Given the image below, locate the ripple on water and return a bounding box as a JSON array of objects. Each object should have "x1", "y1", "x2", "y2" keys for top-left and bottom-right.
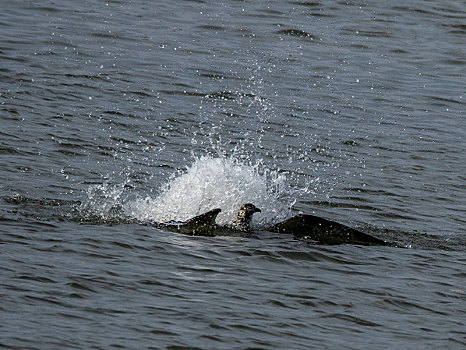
[{"x1": 1, "y1": 0, "x2": 465, "y2": 348}]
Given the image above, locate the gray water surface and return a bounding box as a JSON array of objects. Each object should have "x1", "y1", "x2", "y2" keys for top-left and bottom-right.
[{"x1": 1, "y1": 0, "x2": 465, "y2": 349}]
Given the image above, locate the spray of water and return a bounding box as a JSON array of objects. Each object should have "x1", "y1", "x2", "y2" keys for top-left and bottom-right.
[
  {"x1": 125, "y1": 155, "x2": 295, "y2": 228},
  {"x1": 79, "y1": 59, "x2": 328, "y2": 228},
  {"x1": 80, "y1": 154, "x2": 299, "y2": 228}
]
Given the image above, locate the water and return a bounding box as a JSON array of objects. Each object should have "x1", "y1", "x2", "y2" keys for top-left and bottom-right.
[{"x1": 1, "y1": 0, "x2": 465, "y2": 348}]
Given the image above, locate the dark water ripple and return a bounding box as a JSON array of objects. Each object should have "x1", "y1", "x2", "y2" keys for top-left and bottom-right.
[
  {"x1": 1, "y1": 0, "x2": 466, "y2": 348},
  {"x1": 2, "y1": 222, "x2": 465, "y2": 349}
]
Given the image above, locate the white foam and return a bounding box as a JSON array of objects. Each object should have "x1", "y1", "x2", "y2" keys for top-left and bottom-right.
[{"x1": 124, "y1": 155, "x2": 296, "y2": 228}]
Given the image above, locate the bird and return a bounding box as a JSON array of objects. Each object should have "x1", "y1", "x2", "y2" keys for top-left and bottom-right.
[
  {"x1": 158, "y1": 203, "x2": 261, "y2": 235},
  {"x1": 232, "y1": 203, "x2": 262, "y2": 231}
]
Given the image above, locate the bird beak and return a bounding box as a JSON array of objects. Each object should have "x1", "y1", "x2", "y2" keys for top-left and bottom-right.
[{"x1": 255, "y1": 207, "x2": 261, "y2": 213}]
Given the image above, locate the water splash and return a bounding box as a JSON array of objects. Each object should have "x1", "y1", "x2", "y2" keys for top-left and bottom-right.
[
  {"x1": 126, "y1": 155, "x2": 296, "y2": 228},
  {"x1": 79, "y1": 182, "x2": 131, "y2": 224},
  {"x1": 81, "y1": 155, "x2": 299, "y2": 228}
]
